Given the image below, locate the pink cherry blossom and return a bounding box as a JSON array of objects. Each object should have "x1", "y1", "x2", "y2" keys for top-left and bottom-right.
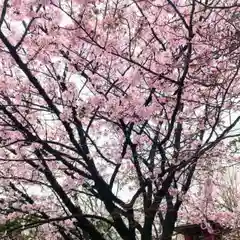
[{"x1": 0, "y1": 0, "x2": 240, "y2": 239}]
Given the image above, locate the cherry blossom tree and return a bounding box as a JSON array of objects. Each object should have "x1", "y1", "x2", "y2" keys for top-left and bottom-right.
[{"x1": 0, "y1": 0, "x2": 240, "y2": 239}]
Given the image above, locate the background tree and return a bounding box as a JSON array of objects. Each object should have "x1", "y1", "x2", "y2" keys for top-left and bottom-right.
[{"x1": 0, "y1": 0, "x2": 240, "y2": 239}]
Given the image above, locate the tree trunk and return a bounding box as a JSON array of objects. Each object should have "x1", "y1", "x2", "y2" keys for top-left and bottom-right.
[{"x1": 160, "y1": 210, "x2": 178, "y2": 240}]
